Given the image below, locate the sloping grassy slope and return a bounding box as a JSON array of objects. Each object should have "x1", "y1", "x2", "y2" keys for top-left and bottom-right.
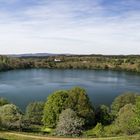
[{"x1": 0, "y1": 132, "x2": 139, "y2": 140}]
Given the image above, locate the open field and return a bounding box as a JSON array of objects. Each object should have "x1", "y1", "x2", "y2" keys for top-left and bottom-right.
[{"x1": 0, "y1": 132, "x2": 140, "y2": 140}]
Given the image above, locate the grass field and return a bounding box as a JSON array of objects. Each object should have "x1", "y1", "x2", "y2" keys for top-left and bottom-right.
[{"x1": 0, "y1": 132, "x2": 140, "y2": 140}]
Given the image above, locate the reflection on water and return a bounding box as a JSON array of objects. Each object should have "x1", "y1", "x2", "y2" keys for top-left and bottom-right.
[{"x1": 0, "y1": 69, "x2": 140, "y2": 110}]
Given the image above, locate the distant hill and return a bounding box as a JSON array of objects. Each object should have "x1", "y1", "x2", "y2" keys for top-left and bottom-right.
[
  {"x1": 7, "y1": 53, "x2": 72, "y2": 58},
  {"x1": 5, "y1": 53, "x2": 140, "y2": 58}
]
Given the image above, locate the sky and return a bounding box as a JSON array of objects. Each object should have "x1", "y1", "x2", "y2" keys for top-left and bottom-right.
[{"x1": 0, "y1": 0, "x2": 140, "y2": 55}]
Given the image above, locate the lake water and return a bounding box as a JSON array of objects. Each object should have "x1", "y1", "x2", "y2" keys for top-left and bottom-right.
[{"x1": 0, "y1": 69, "x2": 140, "y2": 110}]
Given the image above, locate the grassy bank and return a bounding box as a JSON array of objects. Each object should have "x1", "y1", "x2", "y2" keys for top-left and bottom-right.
[{"x1": 0, "y1": 132, "x2": 139, "y2": 140}]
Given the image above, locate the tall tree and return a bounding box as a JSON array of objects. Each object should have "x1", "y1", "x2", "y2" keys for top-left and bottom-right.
[
  {"x1": 95, "y1": 105, "x2": 112, "y2": 125},
  {"x1": 55, "y1": 109, "x2": 84, "y2": 136},
  {"x1": 43, "y1": 90, "x2": 69, "y2": 127},
  {"x1": 134, "y1": 96, "x2": 140, "y2": 126},
  {"x1": 115, "y1": 104, "x2": 138, "y2": 135},
  {"x1": 25, "y1": 101, "x2": 44, "y2": 125},
  {"x1": 66, "y1": 87, "x2": 95, "y2": 126},
  {"x1": 0, "y1": 104, "x2": 23, "y2": 130},
  {"x1": 111, "y1": 93, "x2": 137, "y2": 116}
]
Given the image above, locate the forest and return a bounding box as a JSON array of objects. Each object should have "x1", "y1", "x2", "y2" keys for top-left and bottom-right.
[{"x1": 0, "y1": 87, "x2": 140, "y2": 138}]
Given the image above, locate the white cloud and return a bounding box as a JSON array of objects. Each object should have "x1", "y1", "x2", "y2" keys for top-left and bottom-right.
[{"x1": 0, "y1": 0, "x2": 140, "y2": 54}]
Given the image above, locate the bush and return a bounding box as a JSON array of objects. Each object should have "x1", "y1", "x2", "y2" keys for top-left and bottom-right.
[
  {"x1": 25, "y1": 101, "x2": 44, "y2": 125},
  {"x1": 104, "y1": 124, "x2": 121, "y2": 137},
  {"x1": 115, "y1": 104, "x2": 138, "y2": 135},
  {"x1": 95, "y1": 105, "x2": 112, "y2": 125},
  {"x1": 111, "y1": 93, "x2": 137, "y2": 117},
  {"x1": 0, "y1": 104, "x2": 23, "y2": 130},
  {"x1": 85, "y1": 123, "x2": 104, "y2": 137},
  {"x1": 0, "y1": 98, "x2": 9, "y2": 106},
  {"x1": 55, "y1": 109, "x2": 84, "y2": 136},
  {"x1": 135, "y1": 96, "x2": 140, "y2": 126},
  {"x1": 92, "y1": 123, "x2": 104, "y2": 137},
  {"x1": 41, "y1": 127, "x2": 53, "y2": 134}
]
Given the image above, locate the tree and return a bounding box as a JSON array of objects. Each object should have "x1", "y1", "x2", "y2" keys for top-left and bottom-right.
[
  {"x1": 0, "y1": 97, "x2": 9, "y2": 106},
  {"x1": 55, "y1": 109, "x2": 84, "y2": 136},
  {"x1": 115, "y1": 104, "x2": 138, "y2": 135},
  {"x1": 0, "y1": 104, "x2": 23, "y2": 130},
  {"x1": 93, "y1": 123, "x2": 104, "y2": 137},
  {"x1": 85, "y1": 123, "x2": 104, "y2": 137},
  {"x1": 134, "y1": 96, "x2": 140, "y2": 125},
  {"x1": 111, "y1": 93, "x2": 137, "y2": 116},
  {"x1": 104, "y1": 124, "x2": 121, "y2": 137},
  {"x1": 25, "y1": 101, "x2": 44, "y2": 125},
  {"x1": 95, "y1": 105, "x2": 112, "y2": 125},
  {"x1": 43, "y1": 87, "x2": 95, "y2": 128},
  {"x1": 43, "y1": 90, "x2": 69, "y2": 127},
  {"x1": 66, "y1": 87, "x2": 95, "y2": 126}
]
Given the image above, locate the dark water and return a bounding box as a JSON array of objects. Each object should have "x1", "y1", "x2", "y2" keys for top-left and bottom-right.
[{"x1": 0, "y1": 69, "x2": 140, "y2": 110}]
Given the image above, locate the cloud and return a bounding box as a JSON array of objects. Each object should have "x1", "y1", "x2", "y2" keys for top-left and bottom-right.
[{"x1": 0, "y1": 0, "x2": 140, "y2": 54}]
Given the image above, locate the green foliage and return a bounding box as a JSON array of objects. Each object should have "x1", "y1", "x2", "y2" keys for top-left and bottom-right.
[
  {"x1": 85, "y1": 123, "x2": 104, "y2": 137},
  {"x1": 0, "y1": 97, "x2": 9, "y2": 106},
  {"x1": 1, "y1": 90, "x2": 140, "y2": 138},
  {"x1": 41, "y1": 127, "x2": 53, "y2": 133},
  {"x1": 0, "y1": 104, "x2": 23, "y2": 130},
  {"x1": 1, "y1": 55, "x2": 140, "y2": 73},
  {"x1": 104, "y1": 124, "x2": 121, "y2": 137},
  {"x1": 134, "y1": 96, "x2": 140, "y2": 126},
  {"x1": 43, "y1": 87, "x2": 94, "y2": 128},
  {"x1": 55, "y1": 109, "x2": 84, "y2": 136},
  {"x1": 66, "y1": 87, "x2": 95, "y2": 126},
  {"x1": 95, "y1": 105, "x2": 112, "y2": 125},
  {"x1": 25, "y1": 101, "x2": 44, "y2": 125},
  {"x1": 111, "y1": 93, "x2": 137, "y2": 117},
  {"x1": 115, "y1": 104, "x2": 138, "y2": 135},
  {"x1": 93, "y1": 123, "x2": 104, "y2": 137},
  {"x1": 43, "y1": 90, "x2": 69, "y2": 127}
]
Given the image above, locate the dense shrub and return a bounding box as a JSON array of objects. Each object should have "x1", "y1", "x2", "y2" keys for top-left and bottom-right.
[
  {"x1": 95, "y1": 105, "x2": 112, "y2": 125},
  {"x1": 85, "y1": 123, "x2": 104, "y2": 137},
  {"x1": 55, "y1": 109, "x2": 84, "y2": 136},
  {"x1": 92, "y1": 123, "x2": 104, "y2": 137},
  {"x1": 115, "y1": 104, "x2": 138, "y2": 135},
  {"x1": 111, "y1": 93, "x2": 137, "y2": 117},
  {"x1": 25, "y1": 101, "x2": 44, "y2": 125},
  {"x1": 0, "y1": 104, "x2": 23, "y2": 130},
  {"x1": 0, "y1": 98, "x2": 9, "y2": 106},
  {"x1": 104, "y1": 124, "x2": 121, "y2": 137}
]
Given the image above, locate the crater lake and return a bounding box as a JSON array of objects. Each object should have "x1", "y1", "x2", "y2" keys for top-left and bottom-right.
[{"x1": 0, "y1": 69, "x2": 140, "y2": 110}]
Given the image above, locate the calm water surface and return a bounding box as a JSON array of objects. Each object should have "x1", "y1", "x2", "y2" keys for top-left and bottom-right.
[{"x1": 0, "y1": 69, "x2": 140, "y2": 110}]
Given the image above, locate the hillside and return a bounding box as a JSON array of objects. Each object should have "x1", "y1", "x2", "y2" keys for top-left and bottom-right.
[{"x1": 0, "y1": 54, "x2": 140, "y2": 73}]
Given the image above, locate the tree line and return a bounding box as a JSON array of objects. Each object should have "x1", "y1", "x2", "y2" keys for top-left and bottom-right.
[
  {"x1": 0, "y1": 55, "x2": 140, "y2": 73},
  {"x1": 0, "y1": 87, "x2": 140, "y2": 138}
]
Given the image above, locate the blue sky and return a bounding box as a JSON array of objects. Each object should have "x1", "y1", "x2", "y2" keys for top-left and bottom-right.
[{"x1": 0, "y1": 0, "x2": 140, "y2": 54}]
